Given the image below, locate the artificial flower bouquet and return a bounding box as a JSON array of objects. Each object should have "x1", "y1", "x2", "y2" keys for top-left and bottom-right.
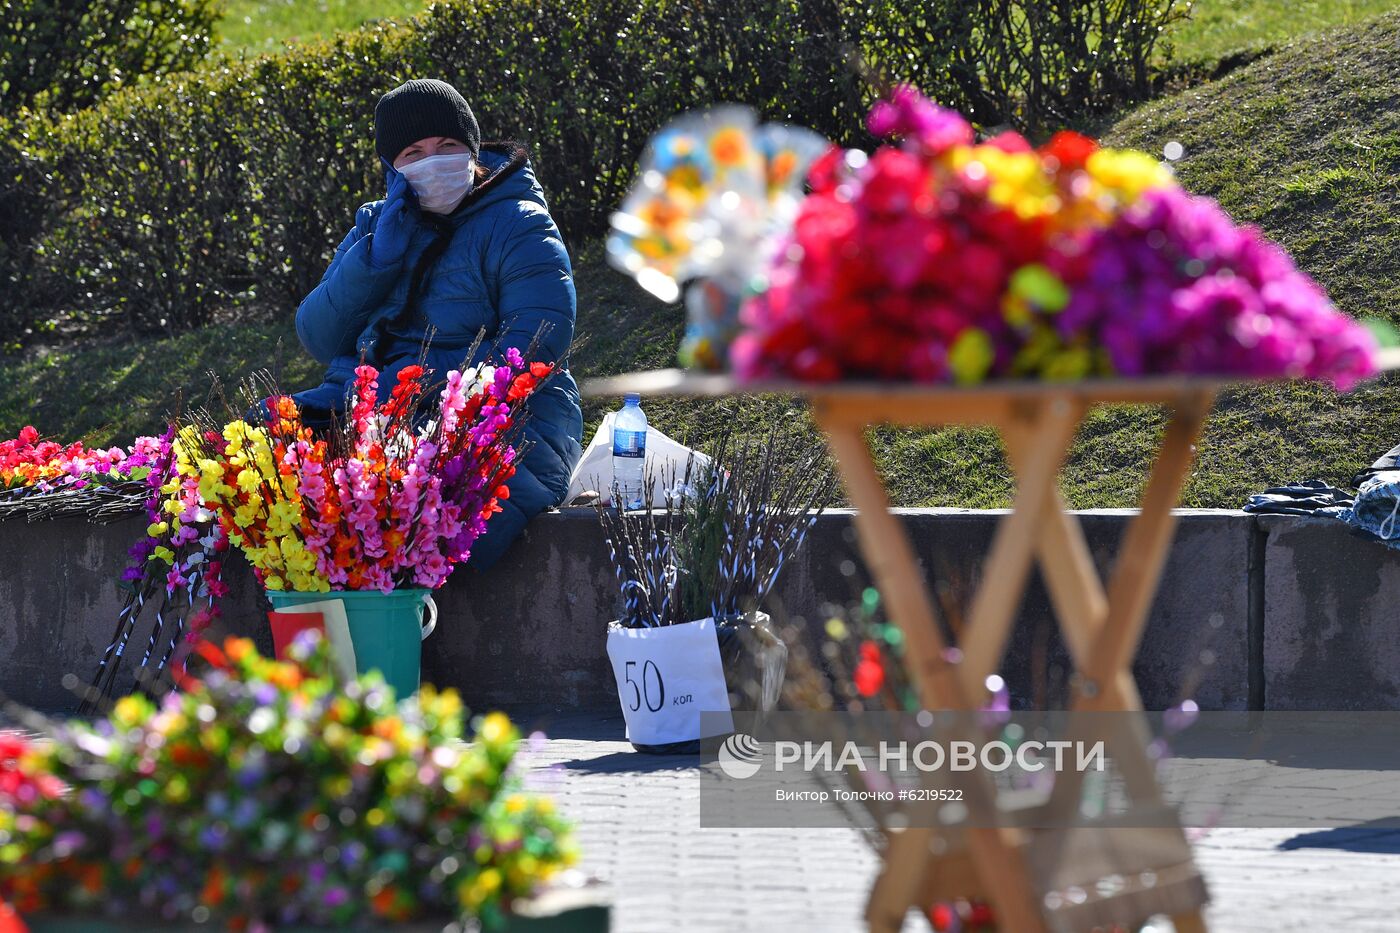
[
  {"x1": 0, "y1": 426, "x2": 139, "y2": 491},
  {"x1": 0, "y1": 426, "x2": 173, "y2": 524},
  {"x1": 76, "y1": 345, "x2": 554, "y2": 708},
  {"x1": 611, "y1": 86, "x2": 1380, "y2": 389},
  {"x1": 0, "y1": 633, "x2": 576, "y2": 929},
  {"x1": 175, "y1": 348, "x2": 551, "y2": 594}
]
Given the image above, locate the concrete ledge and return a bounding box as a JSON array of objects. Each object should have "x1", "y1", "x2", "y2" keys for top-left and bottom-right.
[
  {"x1": 779, "y1": 509, "x2": 1251, "y2": 711},
  {"x1": 1260, "y1": 514, "x2": 1400, "y2": 709},
  {"x1": 0, "y1": 508, "x2": 1389, "y2": 714}
]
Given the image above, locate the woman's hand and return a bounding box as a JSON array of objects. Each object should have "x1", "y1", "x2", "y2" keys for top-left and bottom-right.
[{"x1": 369, "y1": 170, "x2": 416, "y2": 268}]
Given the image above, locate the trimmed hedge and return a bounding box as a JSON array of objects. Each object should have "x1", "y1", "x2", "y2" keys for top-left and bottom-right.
[
  {"x1": 1, "y1": 0, "x2": 218, "y2": 116},
  {"x1": 1, "y1": 0, "x2": 1181, "y2": 341}
]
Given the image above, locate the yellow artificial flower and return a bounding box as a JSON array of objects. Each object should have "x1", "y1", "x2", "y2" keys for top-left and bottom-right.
[
  {"x1": 1042, "y1": 345, "x2": 1095, "y2": 381},
  {"x1": 478, "y1": 712, "x2": 514, "y2": 745},
  {"x1": 459, "y1": 868, "x2": 503, "y2": 912},
  {"x1": 1085, "y1": 148, "x2": 1173, "y2": 205},
  {"x1": 233, "y1": 502, "x2": 261, "y2": 529},
  {"x1": 112, "y1": 695, "x2": 149, "y2": 727},
  {"x1": 235, "y1": 468, "x2": 263, "y2": 495},
  {"x1": 948, "y1": 328, "x2": 995, "y2": 385}
]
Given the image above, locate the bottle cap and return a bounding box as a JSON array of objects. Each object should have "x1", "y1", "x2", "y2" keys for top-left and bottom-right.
[{"x1": 623, "y1": 393, "x2": 641, "y2": 405}]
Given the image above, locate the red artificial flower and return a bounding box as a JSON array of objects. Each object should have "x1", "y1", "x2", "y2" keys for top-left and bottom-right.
[
  {"x1": 0, "y1": 899, "x2": 28, "y2": 933},
  {"x1": 928, "y1": 903, "x2": 954, "y2": 932},
  {"x1": 860, "y1": 148, "x2": 928, "y2": 216},
  {"x1": 966, "y1": 901, "x2": 996, "y2": 929},
  {"x1": 507, "y1": 372, "x2": 539, "y2": 402},
  {"x1": 0, "y1": 733, "x2": 63, "y2": 804},
  {"x1": 168, "y1": 742, "x2": 210, "y2": 769},
  {"x1": 1041, "y1": 130, "x2": 1099, "y2": 172},
  {"x1": 985, "y1": 129, "x2": 1032, "y2": 153},
  {"x1": 792, "y1": 192, "x2": 858, "y2": 269},
  {"x1": 806, "y1": 144, "x2": 850, "y2": 195},
  {"x1": 853, "y1": 640, "x2": 886, "y2": 697},
  {"x1": 193, "y1": 639, "x2": 230, "y2": 671},
  {"x1": 383, "y1": 365, "x2": 425, "y2": 419}
]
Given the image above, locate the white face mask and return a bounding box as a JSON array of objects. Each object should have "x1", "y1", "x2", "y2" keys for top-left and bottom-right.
[{"x1": 397, "y1": 152, "x2": 476, "y2": 214}]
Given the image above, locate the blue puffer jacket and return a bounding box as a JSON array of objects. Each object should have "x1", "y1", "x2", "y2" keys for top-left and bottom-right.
[{"x1": 293, "y1": 143, "x2": 582, "y2": 571}]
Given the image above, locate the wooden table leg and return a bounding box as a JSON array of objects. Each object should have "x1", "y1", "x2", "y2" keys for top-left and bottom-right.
[
  {"x1": 999, "y1": 420, "x2": 1107, "y2": 666},
  {"x1": 1081, "y1": 390, "x2": 1215, "y2": 710},
  {"x1": 865, "y1": 827, "x2": 936, "y2": 933},
  {"x1": 1080, "y1": 393, "x2": 1215, "y2": 933},
  {"x1": 815, "y1": 388, "x2": 1216, "y2": 933},
  {"x1": 1003, "y1": 391, "x2": 1215, "y2": 933},
  {"x1": 816, "y1": 409, "x2": 1049, "y2": 933},
  {"x1": 957, "y1": 398, "x2": 1083, "y2": 697},
  {"x1": 1172, "y1": 910, "x2": 1210, "y2": 933}
]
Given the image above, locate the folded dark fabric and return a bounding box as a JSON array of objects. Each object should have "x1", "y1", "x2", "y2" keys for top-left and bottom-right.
[
  {"x1": 1242, "y1": 479, "x2": 1355, "y2": 515},
  {"x1": 1353, "y1": 441, "x2": 1400, "y2": 489}
]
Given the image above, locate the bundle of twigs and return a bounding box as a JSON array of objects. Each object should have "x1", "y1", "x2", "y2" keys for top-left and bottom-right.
[{"x1": 597, "y1": 417, "x2": 835, "y2": 627}]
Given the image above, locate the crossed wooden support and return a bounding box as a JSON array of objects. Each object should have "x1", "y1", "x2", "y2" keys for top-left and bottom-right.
[
  {"x1": 809, "y1": 381, "x2": 1218, "y2": 933},
  {"x1": 582, "y1": 370, "x2": 1224, "y2": 933}
]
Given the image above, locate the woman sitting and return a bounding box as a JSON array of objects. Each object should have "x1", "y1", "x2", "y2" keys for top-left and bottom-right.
[{"x1": 290, "y1": 78, "x2": 582, "y2": 570}]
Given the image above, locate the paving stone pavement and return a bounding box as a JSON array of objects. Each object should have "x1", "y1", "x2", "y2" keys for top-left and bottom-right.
[
  {"x1": 9, "y1": 709, "x2": 1400, "y2": 930},
  {"x1": 510, "y1": 708, "x2": 1400, "y2": 933}
]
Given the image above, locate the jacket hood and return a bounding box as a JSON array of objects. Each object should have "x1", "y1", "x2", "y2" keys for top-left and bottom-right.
[{"x1": 381, "y1": 142, "x2": 540, "y2": 227}]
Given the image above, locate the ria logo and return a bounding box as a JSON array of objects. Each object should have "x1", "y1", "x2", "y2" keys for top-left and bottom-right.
[{"x1": 717, "y1": 732, "x2": 763, "y2": 779}]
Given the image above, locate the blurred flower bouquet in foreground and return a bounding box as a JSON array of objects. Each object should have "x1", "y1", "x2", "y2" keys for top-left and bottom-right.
[
  {"x1": 611, "y1": 87, "x2": 1382, "y2": 389},
  {"x1": 1, "y1": 634, "x2": 575, "y2": 929}
]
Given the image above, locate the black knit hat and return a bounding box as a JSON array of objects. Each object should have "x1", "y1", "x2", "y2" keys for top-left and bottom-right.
[{"x1": 374, "y1": 79, "x2": 481, "y2": 164}]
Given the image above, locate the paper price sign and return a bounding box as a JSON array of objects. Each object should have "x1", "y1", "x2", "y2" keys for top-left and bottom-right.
[{"x1": 606, "y1": 618, "x2": 734, "y2": 745}]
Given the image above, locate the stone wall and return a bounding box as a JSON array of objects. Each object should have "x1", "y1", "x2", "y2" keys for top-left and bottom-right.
[{"x1": 0, "y1": 508, "x2": 1393, "y2": 714}]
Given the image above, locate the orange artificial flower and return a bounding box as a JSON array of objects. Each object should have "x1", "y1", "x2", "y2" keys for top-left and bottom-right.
[
  {"x1": 200, "y1": 862, "x2": 226, "y2": 902},
  {"x1": 267, "y1": 664, "x2": 302, "y2": 691}
]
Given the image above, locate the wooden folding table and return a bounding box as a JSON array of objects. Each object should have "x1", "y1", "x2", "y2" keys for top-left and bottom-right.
[{"x1": 584, "y1": 369, "x2": 1229, "y2": 932}]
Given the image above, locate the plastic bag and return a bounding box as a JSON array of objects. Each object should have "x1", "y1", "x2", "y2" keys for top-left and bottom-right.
[
  {"x1": 565, "y1": 412, "x2": 710, "y2": 507},
  {"x1": 607, "y1": 613, "x2": 788, "y2": 754}
]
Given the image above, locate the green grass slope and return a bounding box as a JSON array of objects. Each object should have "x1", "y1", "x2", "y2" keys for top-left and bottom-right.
[
  {"x1": 1092, "y1": 10, "x2": 1400, "y2": 505},
  {"x1": 217, "y1": 0, "x2": 423, "y2": 52},
  {"x1": 1170, "y1": 0, "x2": 1400, "y2": 66}
]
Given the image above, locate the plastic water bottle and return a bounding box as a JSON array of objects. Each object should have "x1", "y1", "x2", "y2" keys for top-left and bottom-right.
[{"x1": 612, "y1": 393, "x2": 648, "y2": 510}]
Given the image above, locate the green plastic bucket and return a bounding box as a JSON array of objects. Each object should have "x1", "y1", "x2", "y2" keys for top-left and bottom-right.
[{"x1": 265, "y1": 588, "x2": 437, "y2": 698}]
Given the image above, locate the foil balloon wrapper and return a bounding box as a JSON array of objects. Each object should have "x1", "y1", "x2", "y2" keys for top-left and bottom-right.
[{"x1": 607, "y1": 106, "x2": 830, "y2": 370}]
